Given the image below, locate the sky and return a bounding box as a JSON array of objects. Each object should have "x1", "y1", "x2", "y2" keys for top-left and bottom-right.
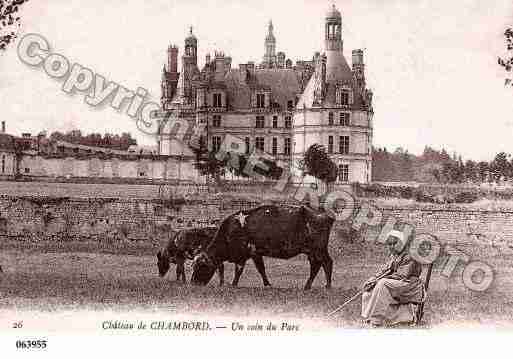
[{"x1": 0, "y1": 0, "x2": 512, "y2": 161}]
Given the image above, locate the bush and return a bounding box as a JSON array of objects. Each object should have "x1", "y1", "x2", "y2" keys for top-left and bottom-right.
[
  {"x1": 414, "y1": 190, "x2": 435, "y2": 203},
  {"x1": 453, "y1": 192, "x2": 478, "y2": 204}
]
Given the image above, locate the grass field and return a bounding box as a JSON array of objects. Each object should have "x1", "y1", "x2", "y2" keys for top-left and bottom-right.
[{"x1": 2, "y1": 236, "x2": 513, "y2": 329}]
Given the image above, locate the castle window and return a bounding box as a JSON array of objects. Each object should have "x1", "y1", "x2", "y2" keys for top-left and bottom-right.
[
  {"x1": 255, "y1": 116, "x2": 265, "y2": 128},
  {"x1": 213, "y1": 93, "x2": 222, "y2": 108},
  {"x1": 328, "y1": 136, "x2": 333, "y2": 154},
  {"x1": 272, "y1": 116, "x2": 278, "y2": 128},
  {"x1": 338, "y1": 164, "x2": 349, "y2": 182},
  {"x1": 284, "y1": 138, "x2": 291, "y2": 155},
  {"x1": 340, "y1": 113, "x2": 350, "y2": 126},
  {"x1": 341, "y1": 91, "x2": 349, "y2": 105},
  {"x1": 287, "y1": 100, "x2": 294, "y2": 110},
  {"x1": 1, "y1": 155, "x2": 5, "y2": 173},
  {"x1": 212, "y1": 115, "x2": 221, "y2": 128},
  {"x1": 272, "y1": 138, "x2": 278, "y2": 155},
  {"x1": 339, "y1": 136, "x2": 350, "y2": 155},
  {"x1": 284, "y1": 116, "x2": 291, "y2": 129},
  {"x1": 24, "y1": 168, "x2": 30, "y2": 174},
  {"x1": 328, "y1": 112, "x2": 334, "y2": 125},
  {"x1": 212, "y1": 136, "x2": 222, "y2": 152},
  {"x1": 256, "y1": 93, "x2": 265, "y2": 108},
  {"x1": 255, "y1": 137, "x2": 265, "y2": 152},
  {"x1": 245, "y1": 137, "x2": 250, "y2": 154}
]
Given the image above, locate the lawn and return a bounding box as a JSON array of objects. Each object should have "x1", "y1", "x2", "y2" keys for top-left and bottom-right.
[{"x1": 1, "y1": 237, "x2": 511, "y2": 329}]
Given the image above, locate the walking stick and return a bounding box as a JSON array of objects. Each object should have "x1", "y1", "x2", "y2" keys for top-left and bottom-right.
[
  {"x1": 327, "y1": 291, "x2": 363, "y2": 317},
  {"x1": 327, "y1": 269, "x2": 393, "y2": 318}
]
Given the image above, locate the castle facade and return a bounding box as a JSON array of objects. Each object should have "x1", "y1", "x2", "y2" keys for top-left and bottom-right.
[{"x1": 158, "y1": 5, "x2": 373, "y2": 184}]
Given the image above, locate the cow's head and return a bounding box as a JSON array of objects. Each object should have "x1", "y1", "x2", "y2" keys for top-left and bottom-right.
[
  {"x1": 191, "y1": 252, "x2": 216, "y2": 285},
  {"x1": 156, "y1": 251, "x2": 171, "y2": 277}
]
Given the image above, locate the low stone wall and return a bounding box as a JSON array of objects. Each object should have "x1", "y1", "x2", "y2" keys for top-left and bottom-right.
[
  {"x1": 0, "y1": 195, "x2": 262, "y2": 242},
  {"x1": 375, "y1": 205, "x2": 513, "y2": 252},
  {"x1": 0, "y1": 191, "x2": 511, "y2": 254}
]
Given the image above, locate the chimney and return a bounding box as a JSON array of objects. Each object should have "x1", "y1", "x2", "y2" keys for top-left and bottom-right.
[
  {"x1": 214, "y1": 52, "x2": 225, "y2": 74},
  {"x1": 352, "y1": 49, "x2": 364, "y2": 69},
  {"x1": 224, "y1": 56, "x2": 232, "y2": 71},
  {"x1": 1, "y1": 121, "x2": 5, "y2": 134},
  {"x1": 167, "y1": 45, "x2": 178, "y2": 73},
  {"x1": 239, "y1": 64, "x2": 249, "y2": 82}
]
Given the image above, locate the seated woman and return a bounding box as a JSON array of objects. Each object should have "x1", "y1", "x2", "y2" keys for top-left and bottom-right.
[{"x1": 361, "y1": 232, "x2": 424, "y2": 327}]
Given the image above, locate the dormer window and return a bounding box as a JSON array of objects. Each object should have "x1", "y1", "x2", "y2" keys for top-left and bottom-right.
[
  {"x1": 341, "y1": 91, "x2": 349, "y2": 105},
  {"x1": 213, "y1": 93, "x2": 222, "y2": 108},
  {"x1": 256, "y1": 93, "x2": 265, "y2": 108},
  {"x1": 336, "y1": 87, "x2": 352, "y2": 106}
]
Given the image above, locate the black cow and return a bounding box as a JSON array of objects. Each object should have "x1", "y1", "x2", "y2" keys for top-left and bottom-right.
[
  {"x1": 156, "y1": 227, "x2": 223, "y2": 284},
  {"x1": 191, "y1": 205, "x2": 335, "y2": 290},
  {"x1": 156, "y1": 227, "x2": 270, "y2": 286}
]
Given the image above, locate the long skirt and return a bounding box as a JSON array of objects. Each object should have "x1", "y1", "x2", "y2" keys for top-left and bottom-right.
[{"x1": 361, "y1": 277, "x2": 424, "y2": 326}]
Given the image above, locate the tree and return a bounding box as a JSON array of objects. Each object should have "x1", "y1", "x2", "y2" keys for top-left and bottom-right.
[
  {"x1": 191, "y1": 136, "x2": 227, "y2": 187},
  {"x1": 48, "y1": 130, "x2": 137, "y2": 150},
  {"x1": 499, "y1": 28, "x2": 513, "y2": 86},
  {"x1": 477, "y1": 161, "x2": 489, "y2": 183},
  {"x1": 0, "y1": 0, "x2": 29, "y2": 51},
  {"x1": 464, "y1": 160, "x2": 477, "y2": 183},
  {"x1": 226, "y1": 153, "x2": 250, "y2": 179},
  {"x1": 490, "y1": 152, "x2": 511, "y2": 181},
  {"x1": 302, "y1": 144, "x2": 337, "y2": 184}
]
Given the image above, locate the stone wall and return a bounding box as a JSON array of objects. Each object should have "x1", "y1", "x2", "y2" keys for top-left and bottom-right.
[
  {"x1": 17, "y1": 154, "x2": 201, "y2": 182},
  {"x1": 0, "y1": 195, "x2": 260, "y2": 241},
  {"x1": 0, "y1": 192, "x2": 511, "y2": 253},
  {"x1": 378, "y1": 206, "x2": 513, "y2": 250}
]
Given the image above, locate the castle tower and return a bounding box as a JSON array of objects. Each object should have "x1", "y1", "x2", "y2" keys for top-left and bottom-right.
[
  {"x1": 168, "y1": 44, "x2": 178, "y2": 73},
  {"x1": 293, "y1": 5, "x2": 373, "y2": 185},
  {"x1": 263, "y1": 20, "x2": 276, "y2": 68},
  {"x1": 324, "y1": 5, "x2": 347, "y2": 82},
  {"x1": 184, "y1": 26, "x2": 197, "y2": 65},
  {"x1": 174, "y1": 27, "x2": 200, "y2": 105},
  {"x1": 352, "y1": 49, "x2": 365, "y2": 92},
  {"x1": 161, "y1": 44, "x2": 179, "y2": 106}
]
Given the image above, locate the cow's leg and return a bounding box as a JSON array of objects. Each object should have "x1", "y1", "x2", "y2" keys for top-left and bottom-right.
[
  {"x1": 232, "y1": 262, "x2": 246, "y2": 287},
  {"x1": 304, "y1": 255, "x2": 322, "y2": 290},
  {"x1": 217, "y1": 262, "x2": 225, "y2": 286},
  {"x1": 320, "y1": 251, "x2": 333, "y2": 289},
  {"x1": 175, "y1": 257, "x2": 186, "y2": 283},
  {"x1": 251, "y1": 256, "x2": 271, "y2": 287}
]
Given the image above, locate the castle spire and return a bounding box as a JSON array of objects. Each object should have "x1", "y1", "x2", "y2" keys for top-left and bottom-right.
[{"x1": 263, "y1": 19, "x2": 276, "y2": 68}]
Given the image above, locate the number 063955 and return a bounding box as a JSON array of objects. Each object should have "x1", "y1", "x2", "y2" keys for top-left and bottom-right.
[{"x1": 15, "y1": 339, "x2": 47, "y2": 349}]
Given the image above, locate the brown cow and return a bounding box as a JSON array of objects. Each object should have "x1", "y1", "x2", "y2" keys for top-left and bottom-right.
[{"x1": 191, "y1": 205, "x2": 334, "y2": 290}]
